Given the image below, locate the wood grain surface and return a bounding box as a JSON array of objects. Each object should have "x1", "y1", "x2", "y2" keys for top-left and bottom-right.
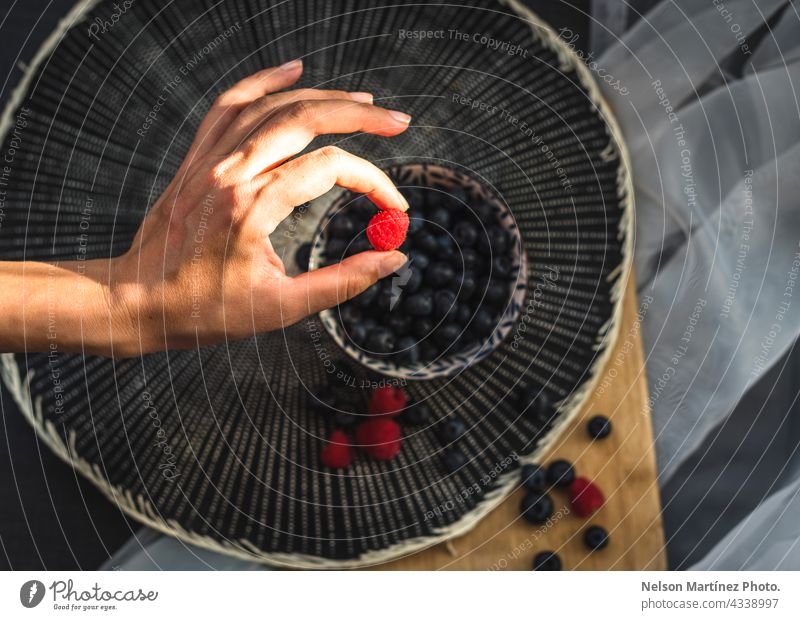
[{"x1": 375, "y1": 278, "x2": 667, "y2": 570}]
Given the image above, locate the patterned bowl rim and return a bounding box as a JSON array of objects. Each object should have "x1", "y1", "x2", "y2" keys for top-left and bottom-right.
[{"x1": 308, "y1": 162, "x2": 528, "y2": 380}]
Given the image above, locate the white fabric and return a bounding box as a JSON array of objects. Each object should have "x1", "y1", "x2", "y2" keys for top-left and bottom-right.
[{"x1": 598, "y1": 0, "x2": 800, "y2": 569}]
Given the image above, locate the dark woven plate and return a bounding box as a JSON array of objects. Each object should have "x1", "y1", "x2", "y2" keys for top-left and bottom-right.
[{"x1": 0, "y1": 0, "x2": 631, "y2": 567}]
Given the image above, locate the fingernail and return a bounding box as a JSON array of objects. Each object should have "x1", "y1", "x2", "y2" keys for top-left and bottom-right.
[
  {"x1": 378, "y1": 252, "x2": 408, "y2": 278},
  {"x1": 395, "y1": 192, "x2": 410, "y2": 211},
  {"x1": 388, "y1": 110, "x2": 412, "y2": 124},
  {"x1": 279, "y1": 59, "x2": 303, "y2": 72},
  {"x1": 349, "y1": 92, "x2": 373, "y2": 103}
]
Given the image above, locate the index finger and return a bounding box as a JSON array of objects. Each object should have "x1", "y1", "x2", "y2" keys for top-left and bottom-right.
[
  {"x1": 233, "y1": 99, "x2": 412, "y2": 178},
  {"x1": 185, "y1": 60, "x2": 305, "y2": 162}
]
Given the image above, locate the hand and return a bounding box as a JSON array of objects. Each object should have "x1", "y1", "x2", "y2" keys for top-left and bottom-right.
[
  {"x1": 113, "y1": 59, "x2": 413, "y2": 355},
  {"x1": 0, "y1": 60, "x2": 411, "y2": 357}
]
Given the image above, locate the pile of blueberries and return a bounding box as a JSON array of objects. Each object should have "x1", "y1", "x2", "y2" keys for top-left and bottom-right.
[{"x1": 321, "y1": 184, "x2": 517, "y2": 365}]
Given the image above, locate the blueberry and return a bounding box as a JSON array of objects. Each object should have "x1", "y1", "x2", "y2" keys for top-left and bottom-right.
[
  {"x1": 520, "y1": 491, "x2": 554, "y2": 524},
  {"x1": 435, "y1": 323, "x2": 462, "y2": 348},
  {"x1": 428, "y1": 206, "x2": 451, "y2": 229},
  {"x1": 532, "y1": 551, "x2": 562, "y2": 571},
  {"x1": 484, "y1": 279, "x2": 509, "y2": 305},
  {"x1": 345, "y1": 233, "x2": 371, "y2": 257},
  {"x1": 387, "y1": 313, "x2": 412, "y2": 336},
  {"x1": 438, "y1": 415, "x2": 467, "y2": 443},
  {"x1": 470, "y1": 308, "x2": 494, "y2": 335},
  {"x1": 329, "y1": 213, "x2": 355, "y2": 238},
  {"x1": 459, "y1": 338, "x2": 480, "y2": 353},
  {"x1": 584, "y1": 525, "x2": 609, "y2": 551},
  {"x1": 404, "y1": 268, "x2": 423, "y2": 294},
  {"x1": 365, "y1": 327, "x2": 395, "y2": 354},
  {"x1": 472, "y1": 201, "x2": 494, "y2": 223},
  {"x1": 407, "y1": 208, "x2": 426, "y2": 235},
  {"x1": 325, "y1": 238, "x2": 347, "y2": 260},
  {"x1": 334, "y1": 411, "x2": 359, "y2": 429},
  {"x1": 587, "y1": 415, "x2": 612, "y2": 439},
  {"x1": 452, "y1": 271, "x2": 477, "y2": 300},
  {"x1": 363, "y1": 317, "x2": 378, "y2": 331},
  {"x1": 412, "y1": 317, "x2": 434, "y2": 339},
  {"x1": 308, "y1": 388, "x2": 338, "y2": 415},
  {"x1": 546, "y1": 459, "x2": 575, "y2": 488},
  {"x1": 435, "y1": 235, "x2": 458, "y2": 260},
  {"x1": 356, "y1": 283, "x2": 380, "y2": 308},
  {"x1": 461, "y1": 248, "x2": 481, "y2": 271},
  {"x1": 521, "y1": 464, "x2": 546, "y2": 491},
  {"x1": 420, "y1": 188, "x2": 440, "y2": 209},
  {"x1": 400, "y1": 186, "x2": 423, "y2": 206},
  {"x1": 346, "y1": 323, "x2": 368, "y2": 346},
  {"x1": 395, "y1": 336, "x2": 420, "y2": 365},
  {"x1": 295, "y1": 242, "x2": 311, "y2": 272},
  {"x1": 339, "y1": 303, "x2": 361, "y2": 327},
  {"x1": 427, "y1": 262, "x2": 456, "y2": 287},
  {"x1": 450, "y1": 300, "x2": 465, "y2": 320},
  {"x1": 417, "y1": 232, "x2": 439, "y2": 254},
  {"x1": 420, "y1": 341, "x2": 439, "y2": 361},
  {"x1": 454, "y1": 304, "x2": 472, "y2": 325},
  {"x1": 434, "y1": 289, "x2": 457, "y2": 320},
  {"x1": 478, "y1": 226, "x2": 509, "y2": 255},
  {"x1": 443, "y1": 448, "x2": 467, "y2": 473},
  {"x1": 447, "y1": 186, "x2": 470, "y2": 206},
  {"x1": 349, "y1": 196, "x2": 374, "y2": 221},
  {"x1": 402, "y1": 401, "x2": 432, "y2": 425},
  {"x1": 517, "y1": 387, "x2": 553, "y2": 421},
  {"x1": 454, "y1": 221, "x2": 478, "y2": 247},
  {"x1": 404, "y1": 291, "x2": 434, "y2": 316},
  {"x1": 377, "y1": 280, "x2": 395, "y2": 310},
  {"x1": 408, "y1": 250, "x2": 430, "y2": 271},
  {"x1": 492, "y1": 256, "x2": 514, "y2": 279}
]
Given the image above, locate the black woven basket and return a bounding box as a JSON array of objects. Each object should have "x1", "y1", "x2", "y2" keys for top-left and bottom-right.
[{"x1": 0, "y1": 0, "x2": 632, "y2": 567}]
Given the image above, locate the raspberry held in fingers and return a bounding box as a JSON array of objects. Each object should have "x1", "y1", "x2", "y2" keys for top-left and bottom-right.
[{"x1": 367, "y1": 209, "x2": 409, "y2": 251}]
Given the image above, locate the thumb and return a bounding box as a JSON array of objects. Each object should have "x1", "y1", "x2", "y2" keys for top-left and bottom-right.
[{"x1": 283, "y1": 250, "x2": 407, "y2": 323}]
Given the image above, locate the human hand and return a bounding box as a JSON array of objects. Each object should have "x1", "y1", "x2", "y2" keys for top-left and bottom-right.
[{"x1": 105, "y1": 60, "x2": 411, "y2": 356}]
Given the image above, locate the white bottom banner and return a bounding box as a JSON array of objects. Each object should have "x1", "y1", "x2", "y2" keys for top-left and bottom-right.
[{"x1": 1, "y1": 571, "x2": 797, "y2": 618}]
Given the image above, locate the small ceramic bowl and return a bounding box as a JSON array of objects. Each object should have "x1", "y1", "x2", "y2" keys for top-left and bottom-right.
[{"x1": 308, "y1": 163, "x2": 528, "y2": 379}]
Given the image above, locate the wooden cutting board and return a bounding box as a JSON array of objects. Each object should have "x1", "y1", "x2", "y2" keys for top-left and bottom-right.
[{"x1": 376, "y1": 276, "x2": 667, "y2": 570}]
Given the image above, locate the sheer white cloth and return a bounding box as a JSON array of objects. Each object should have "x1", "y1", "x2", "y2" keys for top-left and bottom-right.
[{"x1": 598, "y1": 0, "x2": 800, "y2": 569}]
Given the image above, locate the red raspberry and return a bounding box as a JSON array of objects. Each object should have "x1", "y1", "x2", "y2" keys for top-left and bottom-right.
[
  {"x1": 367, "y1": 208, "x2": 409, "y2": 251},
  {"x1": 368, "y1": 386, "x2": 408, "y2": 417},
  {"x1": 568, "y1": 477, "x2": 605, "y2": 518},
  {"x1": 355, "y1": 418, "x2": 402, "y2": 461},
  {"x1": 320, "y1": 430, "x2": 352, "y2": 469}
]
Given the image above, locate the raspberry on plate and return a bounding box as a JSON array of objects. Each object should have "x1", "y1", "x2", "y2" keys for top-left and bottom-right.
[
  {"x1": 368, "y1": 386, "x2": 407, "y2": 417},
  {"x1": 355, "y1": 418, "x2": 402, "y2": 460},
  {"x1": 366, "y1": 208, "x2": 409, "y2": 251},
  {"x1": 320, "y1": 430, "x2": 352, "y2": 469}
]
